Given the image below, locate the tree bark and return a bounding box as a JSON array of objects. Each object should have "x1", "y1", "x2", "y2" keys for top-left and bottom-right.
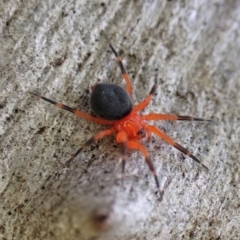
[{"x1": 0, "y1": 0, "x2": 239, "y2": 239}]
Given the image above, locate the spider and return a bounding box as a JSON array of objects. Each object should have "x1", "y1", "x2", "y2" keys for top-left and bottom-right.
[{"x1": 30, "y1": 35, "x2": 211, "y2": 198}]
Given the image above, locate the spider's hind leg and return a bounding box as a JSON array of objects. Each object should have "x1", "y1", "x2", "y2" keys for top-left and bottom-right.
[
  {"x1": 102, "y1": 32, "x2": 132, "y2": 96},
  {"x1": 29, "y1": 92, "x2": 113, "y2": 125},
  {"x1": 133, "y1": 76, "x2": 158, "y2": 112}
]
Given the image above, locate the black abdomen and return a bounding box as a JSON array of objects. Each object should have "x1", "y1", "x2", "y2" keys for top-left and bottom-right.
[{"x1": 90, "y1": 84, "x2": 132, "y2": 120}]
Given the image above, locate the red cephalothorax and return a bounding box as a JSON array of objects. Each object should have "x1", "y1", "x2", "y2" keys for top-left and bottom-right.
[
  {"x1": 115, "y1": 113, "x2": 146, "y2": 140},
  {"x1": 30, "y1": 34, "x2": 211, "y2": 199}
]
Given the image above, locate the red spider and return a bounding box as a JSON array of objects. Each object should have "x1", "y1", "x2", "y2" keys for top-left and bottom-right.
[{"x1": 30, "y1": 35, "x2": 211, "y2": 198}]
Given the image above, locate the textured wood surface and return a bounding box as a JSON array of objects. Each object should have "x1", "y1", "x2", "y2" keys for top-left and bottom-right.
[{"x1": 0, "y1": 1, "x2": 239, "y2": 239}]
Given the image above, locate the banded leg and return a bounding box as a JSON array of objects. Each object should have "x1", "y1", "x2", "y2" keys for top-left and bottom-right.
[
  {"x1": 127, "y1": 139, "x2": 163, "y2": 198},
  {"x1": 143, "y1": 113, "x2": 212, "y2": 122},
  {"x1": 66, "y1": 128, "x2": 115, "y2": 165},
  {"x1": 116, "y1": 130, "x2": 128, "y2": 176},
  {"x1": 133, "y1": 77, "x2": 158, "y2": 112},
  {"x1": 103, "y1": 33, "x2": 132, "y2": 96},
  {"x1": 144, "y1": 124, "x2": 209, "y2": 170},
  {"x1": 29, "y1": 92, "x2": 113, "y2": 125}
]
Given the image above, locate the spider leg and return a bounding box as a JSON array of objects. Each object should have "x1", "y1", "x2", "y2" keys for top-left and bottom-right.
[
  {"x1": 119, "y1": 142, "x2": 127, "y2": 175},
  {"x1": 127, "y1": 139, "x2": 163, "y2": 197},
  {"x1": 66, "y1": 127, "x2": 115, "y2": 165},
  {"x1": 144, "y1": 124, "x2": 209, "y2": 170},
  {"x1": 133, "y1": 77, "x2": 158, "y2": 112},
  {"x1": 103, "y1": 33, "x2": 132, "y2": 96},
  {"x1": 143, "y1": 113, "x2": 212, "y2": 122},
  {"x1": 116, "y1": 130, "x2": 128, "y2": 176},
  {"x1": 29, "y1": 92, "x2": 113, "y2": 125}
]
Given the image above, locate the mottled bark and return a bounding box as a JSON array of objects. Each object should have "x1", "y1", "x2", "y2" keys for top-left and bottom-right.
[{"x1": 0, "y1": 1, "x2": 239, "y2": 239}]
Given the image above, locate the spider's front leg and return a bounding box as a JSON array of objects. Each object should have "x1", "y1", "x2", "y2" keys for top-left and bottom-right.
[
  {"x1": 143, "y1": 113, "x2": 212, "y2": 122},
  {"x1": 66, "y1": 128, "x2": 115, "y2": 165},
  {"x1": 116, "y1": 130, "x2": 128, "y2": 176},
  {"x1": 116, "y1": 129, "x2": 163, "y2": 199},
  {"x1": 126, "y1": 139, "x2": 163, "y2": 199},
  {"x1": 144, "y1": 124, "x2": 209, "y2": 170}
]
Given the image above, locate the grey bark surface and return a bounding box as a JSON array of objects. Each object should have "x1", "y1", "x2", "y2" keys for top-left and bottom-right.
[{"x1": 0, "y1": 0, "x2": 239, "y2": 239}]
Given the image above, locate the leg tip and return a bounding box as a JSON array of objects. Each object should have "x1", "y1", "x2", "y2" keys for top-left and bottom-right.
[
  {"x1": 155, "y1": 189, "x2": 164, "y2": 201},
  {"x1": 101, "y1": 30, "x2": 110, "y2": 43},
  {"x1": 29, "y1": 91, "x2": 37, "y2": 96},
  {"x1": 202, "y1": 163, "x2": 209, "y2": 171},
  {"x1": 119, "y1": 172, "x2": 125, "y2": 187},
  {"x1": 29, "y1": 91, "x2": 41, "y2": 99},
  {"x1": 65, "y1": 155, "x2": 76, "y2": 166}
]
